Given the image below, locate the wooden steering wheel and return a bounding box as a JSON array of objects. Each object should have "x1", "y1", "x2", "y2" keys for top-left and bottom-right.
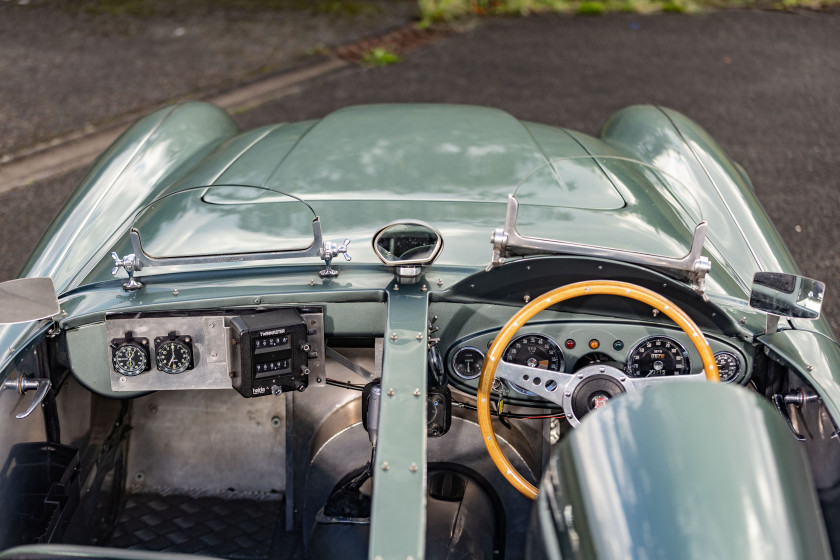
[{"x1": 477, "y1": 280, "x2": 720, "y2": 500}]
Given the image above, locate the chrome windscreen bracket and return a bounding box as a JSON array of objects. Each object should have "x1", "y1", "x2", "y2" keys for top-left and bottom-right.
[
  {"x1": 112, "y1": 217, "x2": 331, "y2": 290},
  {"x1": 489, "y1": 194, "x2": 712, "y2": 298}
]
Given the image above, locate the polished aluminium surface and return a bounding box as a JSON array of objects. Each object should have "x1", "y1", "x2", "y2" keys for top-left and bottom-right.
[{"x1": 0, "y1": 277, "x2": 59, "y2": 324}]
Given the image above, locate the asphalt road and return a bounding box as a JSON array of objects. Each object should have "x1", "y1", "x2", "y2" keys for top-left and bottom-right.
[{"x1": 2, "y1": 10, "x2": 839, "y2": 331}]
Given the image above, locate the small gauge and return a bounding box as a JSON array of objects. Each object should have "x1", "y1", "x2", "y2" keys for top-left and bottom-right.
[
  {"x1": 111, "y1": 339, "x2": 150, "y2": 376},
  {"x1": 451, "y1": 347, "x2": 485, "y2": 380},
  {"x1": 154, "y1": 333, "x2": 193, "y2": 374},
  {"x1": 715, "y1": 351, "x2": 740, "y2": 383},
  {"x1": 627, "y1": 336, "x2": 689, "y2": 378},
  {"x1": 503, "y1": 334, "x2": 564, "y2": 396}
]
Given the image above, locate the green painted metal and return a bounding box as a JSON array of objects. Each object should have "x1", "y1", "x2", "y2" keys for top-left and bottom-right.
[
  {"x1": 601, "y1": 105, "x2": 802, "y2": 293},
  {"x1": 20, "y1": 102, "x2": 239, "y2": 294},
  {"x1": 760, "y1": 329, "x2": 840, "y2": 423},
  {"x1": 538, "y1": 382, "x2": 831, "y2": 559},
  {"x1": 369, "y1": 281, "x2": 429, "y2": 560}
]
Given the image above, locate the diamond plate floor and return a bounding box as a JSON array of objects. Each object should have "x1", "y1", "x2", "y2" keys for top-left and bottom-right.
[{"x1": 108, "y1": 492, "x2": 299, "y2": 560}]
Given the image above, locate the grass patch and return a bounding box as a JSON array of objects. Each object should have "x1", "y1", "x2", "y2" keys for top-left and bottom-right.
[
  {"x1": 418, "y1": 0, "x2": 838, "y2": 23},
  {"x1": 577, "y1": 1, "x2": 606, "y2": 13},
  {"x1": 361, "y1": 47, "x2": 402, "y2": 66}
]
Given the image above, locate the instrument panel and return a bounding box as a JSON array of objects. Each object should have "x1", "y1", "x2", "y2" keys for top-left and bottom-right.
[
  {"x1": 105, "y1": 307, "x2": 326, "y2": 396},
  {"x1": 446, "y1": 322, "x2": 750, "y2": 404}
]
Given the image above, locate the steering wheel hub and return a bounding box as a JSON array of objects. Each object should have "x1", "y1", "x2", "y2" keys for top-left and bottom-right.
[{"x1": 563, "y1": 365, "x2": 633, "y2": 427}]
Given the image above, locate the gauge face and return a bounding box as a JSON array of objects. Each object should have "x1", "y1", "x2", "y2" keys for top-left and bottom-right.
[
  {"x1": 451, "y1": 347, "x2": 485, "y2": 380},
  {"x1": 503, "y1": 334, "x2": 564, "y2": 396},
  {"x1": 155, "y1": 340, "x2": 192, "y2": 374},
  {"x1": 112, "y1": 342, "x2": 148, "y2": 376},
  {"x1": 627, "y1": 336, "x2": 689, "y2": 378},
  {"x1": 715, "y1": 351, "x2": 740, "y2": 383}
]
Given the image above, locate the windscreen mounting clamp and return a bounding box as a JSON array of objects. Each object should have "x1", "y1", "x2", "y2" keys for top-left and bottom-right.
[
  {"x1": 319, "y1": 237, "x2": 351, "y2": 277},
  {"x1": 488, "y1": 194, "x2": 712, "y2": 298},
  {"x1": 111, "y1": 252, "x2": 143, "y2": 291}
]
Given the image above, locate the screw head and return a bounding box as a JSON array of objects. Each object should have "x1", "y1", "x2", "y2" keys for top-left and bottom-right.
[
  {"x1": 523, "y1": 295, "x2": 531, "y2": 303},
  {"x1": 409, "y1": 463, "x2": 418, "y2": 472},
  {"x1": 416, "y1": 333, "x2": 423, "y2": 340},
  {"x1": 172, "y1": 289, "x2": 179, "y2": 296},
  {"x1": 381, "y1": 462, "x2": 390, "y2": 471},
  {"x1": 413, "y1": 388, "x2": 421, "y2": 397},
  {"x1": 437, "y1": 279, "x2": 443, "y2": 286},
  {"x1": 387, "y1": 388, "x2": 395, "y2": 397},
  {"x1": 390, "y1": 333, "x2": 398, "y2": 341},
  {"x1": 421, "y1": 285, "x2": 428, "y2": 291}
]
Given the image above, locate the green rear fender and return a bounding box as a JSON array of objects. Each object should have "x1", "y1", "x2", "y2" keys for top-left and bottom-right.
[
  {"x1": 20, "y1": 102, "x2": 239, "y2": 294},
  {"x1": 529, "y1": 382, "x2": 831, "y2": 559},
  {"x1": 601, "y1": 105, "x2": 801, "y2": 296}
]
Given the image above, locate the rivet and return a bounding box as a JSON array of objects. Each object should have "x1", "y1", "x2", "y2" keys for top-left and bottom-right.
[
  {"x1": 437, "y1": 279, "x2": 443, "y2": 286},
  {"x1": 416, "y1": 333, "x2": 423, "y2": 340},
  {"x1": 413, "y1": 388, "x2": 421, "y2": 397},
  {"x1": 390, "y1": 333, "x2": 398, "y2": 341},
  {"x1": 565, "y1": 391, "x2": 571, "y2": 397},
  {"x1": 807, "y1": 365, "x2": 814, "y2": 371},
  {"x1": 211, "y1": 352, "x2": 217, "y2": 358},
  {"x1": 620, "y1": 376, "x2": 627, "y2": 382},
  {"x1": 316, "y1": 377, "x2": 322, "y2": 383},
  {"x1": 309, "y1": 280, "x2": 315, "y2": 286},
  {"x1": 381, "y1": 462, "x2": 390, "y2": 471},
  {"x1": 61, "y1": 310, "x2": 67, "y2": 317},
  {"x1": 172, "y1": 289, "x2": 179, "y2": 296},
  {"x1": 421, "y1": 285, "x2": 428, "y2": 291},
  {"x1": 387, "y1": 388, "x2": 395, "y2": 397},
  {"x1": 409, "y1": 463, "x2": 418, "y2": 472},
  {"x1": 599, "y1": 367, "x2": 605, "y2": 373},
  {"x1": 120, "y1": 376, "x2": 127, "y2": 383},
  {"x1": 394, "y1": 284, "x2": 399, "y2": 291},
  {"x1": 740, "y1": 317, "x2": 747, "y2": 324},
  {"x1": 523, "y1": 295, "x2": 531, "y2": 303},
  {"x1": 578, "y1": 374, "x2": 584, "y2": 379}
]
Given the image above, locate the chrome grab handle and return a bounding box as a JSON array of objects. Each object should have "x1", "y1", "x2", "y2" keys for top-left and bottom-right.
[{"x1": 2, "y1": 375, "x2": 52, "y2": 419}]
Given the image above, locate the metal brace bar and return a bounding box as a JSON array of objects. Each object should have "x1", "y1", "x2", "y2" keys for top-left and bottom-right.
[{"x1": 489, "y1": 194, "x2": 712, "y2": 296}]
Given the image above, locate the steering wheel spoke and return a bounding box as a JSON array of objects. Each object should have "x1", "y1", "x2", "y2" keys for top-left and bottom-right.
[
  {"x1": 495, "y1": 361, "x2": 572, "y2": 406},
  {"x1": 478, "y1": 280, "x2": 720, "y2": 501}
]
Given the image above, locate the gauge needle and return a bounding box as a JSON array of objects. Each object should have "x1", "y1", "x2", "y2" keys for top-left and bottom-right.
[{"x1": 169, "y1": 353, "x2": 176, "y2": 368}]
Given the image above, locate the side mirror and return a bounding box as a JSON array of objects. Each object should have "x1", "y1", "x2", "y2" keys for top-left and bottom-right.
[
  {"x1": 750, "y1": 272, "x2": 824, "y2": 328},
  {"x1": 0, "y1": 278, "x2": 60, "y2": 324}
]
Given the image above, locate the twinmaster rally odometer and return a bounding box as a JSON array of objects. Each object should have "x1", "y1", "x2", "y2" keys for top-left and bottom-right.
[{"x1": 627, "y1": 336, "x2": 689, "y2": 378}]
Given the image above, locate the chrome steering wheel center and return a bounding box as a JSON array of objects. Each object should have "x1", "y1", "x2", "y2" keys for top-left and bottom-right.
[{"x1": 561, "y1": 364, "x2": 636, "y2": 427}]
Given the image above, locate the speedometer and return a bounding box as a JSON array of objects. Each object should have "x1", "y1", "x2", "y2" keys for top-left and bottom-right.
[{"x1": 627, "y1": 336, "x2": 689, "y2": 378}]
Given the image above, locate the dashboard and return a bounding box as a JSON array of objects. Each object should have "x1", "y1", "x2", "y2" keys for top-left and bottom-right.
[{"x1": 444, "y1": 321, "x2": 751, "y2": 406}]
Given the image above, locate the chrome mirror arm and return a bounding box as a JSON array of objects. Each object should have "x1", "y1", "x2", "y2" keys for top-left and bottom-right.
[{"x1": 488, "y1": 194, "x2": 712, "y2": 298}]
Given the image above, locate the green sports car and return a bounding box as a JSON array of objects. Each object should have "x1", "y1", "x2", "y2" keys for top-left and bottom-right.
[{"x1": 0, "y1": 102, "x2": 836, "y2": 559}]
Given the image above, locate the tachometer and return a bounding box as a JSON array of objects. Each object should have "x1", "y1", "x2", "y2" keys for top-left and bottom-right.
[
  {"x1": 627, "y1": 336, "x2": 689, "y2": 378},
  {"x1": 503, "y1": 334, "x2": 564, "y2": 395}
]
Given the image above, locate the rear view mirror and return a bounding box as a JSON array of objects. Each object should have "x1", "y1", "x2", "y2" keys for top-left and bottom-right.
[
  {"x1": 0, "y1": 277, "x2": 60, "y2": 324},
  {"x1": 750, "y1": 272, "x2": 824, "y2": 320}
]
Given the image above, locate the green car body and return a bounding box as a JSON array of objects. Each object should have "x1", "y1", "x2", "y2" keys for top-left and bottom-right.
[{"x1": 0, "y1": 102, "x2": 836, "y2": 560}]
